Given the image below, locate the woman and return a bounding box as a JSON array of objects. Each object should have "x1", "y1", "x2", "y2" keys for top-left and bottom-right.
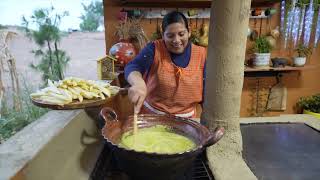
[{"x1": 124, "y1": 11, "x2": 206, "y2": 118}]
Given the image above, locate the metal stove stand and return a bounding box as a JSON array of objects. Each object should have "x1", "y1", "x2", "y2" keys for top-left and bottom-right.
[{"x1": 90, "y1": 144, "x2": 214, "y2": 180}]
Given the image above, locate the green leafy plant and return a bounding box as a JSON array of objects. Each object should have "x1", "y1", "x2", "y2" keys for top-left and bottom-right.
[
  {"x1": 0, "y1": 24, "x2": 7, "y2": 30},
  {"x1": 79, "y1": 1, "x2": 103, "y2": 32},
  {"x1": 295, "y1": 0, "x2": 320, "y2": 9},
  {"x1": 22, "y1": 7, "x2": 70, "y2": 84},
  {"x1": 294, "y1": 43, "x2": 313, "y2": 57},
  {"x1": 150, "y1": 24, "x2": 162, "y2": 41},
  {"x1": 115, "y1": 18, "x2": 149, "y2": 51},
  {"x1": 297, "y1": 94, "x2": 320, "y2": 113},
  {"x1": 0, "y1": 78, "x2": 49, "y2": 143},
  {"x1": 253, "y1": 36, "x2": 272, "y2": 53},
  {"x1": 189, "y1": 29, "x2": 200, "y2": 45}
]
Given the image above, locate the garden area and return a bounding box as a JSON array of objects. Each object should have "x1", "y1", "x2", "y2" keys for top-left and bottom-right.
[{"x1": 0, "y1": 1, "x2": 105, "y2": 143}]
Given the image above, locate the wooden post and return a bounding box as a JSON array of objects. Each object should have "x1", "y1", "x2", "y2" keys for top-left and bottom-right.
[
  {"x1": 7, "y1": 58, "x2": 21, "y2": 111},
  {"x1": 201, "y1": 0, "x2": 256, "y2": 179},
  {"x1": 0, "y1": 31, "x2": 21, "y2": 112},
  {"x1": 0, "y1": 57, "x2": 5, "y2": 117}
]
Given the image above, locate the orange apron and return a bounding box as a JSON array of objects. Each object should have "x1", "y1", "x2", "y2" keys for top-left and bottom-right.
[{"x1": 143, "y1": 40, "x2": 206, "y2": 118}]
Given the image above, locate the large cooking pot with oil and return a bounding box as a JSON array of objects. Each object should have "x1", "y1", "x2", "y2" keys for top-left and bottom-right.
[{"x1": 100, "y1": 107, "x2": 224, "y2": 180}]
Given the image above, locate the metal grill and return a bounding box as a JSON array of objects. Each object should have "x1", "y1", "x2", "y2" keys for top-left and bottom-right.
[
  {"x1": 90, "y1": 144, "x2": 214, "y2": 180},
  {"x1": 191, "y1": 156, "x2": 214, "y2": 180}
]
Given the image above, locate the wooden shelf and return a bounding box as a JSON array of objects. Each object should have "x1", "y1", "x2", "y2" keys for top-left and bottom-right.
[
  {"x1": 245, "y1": 65, "x2": 312, "y2": 72},
  {"x1": 142, "y1": 8, "x2": 272, "y2": 19},
  {"x1": 120, "y1": 0, "x2": 211, "y2": 8},
  {"x1": 244, "y1": 65, "x2": 317, "y2": 77},
  {"x1": 119, "y1": 0, "x2": 280, "y2": 8}
]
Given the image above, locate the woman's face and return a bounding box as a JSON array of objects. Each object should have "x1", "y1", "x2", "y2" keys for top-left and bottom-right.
[{"x1": 163, "y1": 22, "x2": 190, "y2": 54}]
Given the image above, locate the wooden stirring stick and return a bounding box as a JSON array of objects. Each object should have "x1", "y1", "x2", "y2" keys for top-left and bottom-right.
[
  {"x1": 133, "y1": 106, "x2": 138, "y2": 135},
  {"x1": 132, "y1": 106, "x2": 138, "y2": 147}
]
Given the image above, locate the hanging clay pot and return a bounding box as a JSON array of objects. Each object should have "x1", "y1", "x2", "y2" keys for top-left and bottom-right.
[
  {"x1": 247, "y1": 27, "x2": 252, "y2": 37},
  {"x1": 118, "y1": 10, "x2": 128, "y2": 22},
  {"x1": 271, "y1": 26, "x2": 280, "y2": 39},
  {"x1": 250, "y1": 30, "x2": 258, "y2": 41},
  {"x1": 198, "y1": 23, "x2": 209, "y2": 47},
  {"x1": 151, "y1": 19, "x2": 162, "y2": 41},
  {"x1": 266, "y1": 35, "x2": 276, "y2": 48}
]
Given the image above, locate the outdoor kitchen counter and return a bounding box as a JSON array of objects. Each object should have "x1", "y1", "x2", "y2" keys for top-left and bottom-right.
[
  {"x1": 1, "y1": 105, "x2": 319, "y2": 180},
  {"x1": 0, "y1": 109, "x2": 103, "y2": 180}
]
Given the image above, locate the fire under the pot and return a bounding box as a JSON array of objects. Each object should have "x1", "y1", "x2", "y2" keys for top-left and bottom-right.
[{"x1": 90, "y1": 143, "x2": 214, "y2": 180}]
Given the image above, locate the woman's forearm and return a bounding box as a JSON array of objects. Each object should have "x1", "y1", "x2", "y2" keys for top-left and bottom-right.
[
  {"x1": 127, "y1": 71, "x2": 147, "y2": 113},
  {"x1": 127, "y1": 71, "x2": 144, "y2": 86}
]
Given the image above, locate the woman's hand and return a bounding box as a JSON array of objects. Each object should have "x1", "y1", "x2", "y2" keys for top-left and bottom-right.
[{"x1": 127, "y1": 71, "x2": 147, "y2": 113}]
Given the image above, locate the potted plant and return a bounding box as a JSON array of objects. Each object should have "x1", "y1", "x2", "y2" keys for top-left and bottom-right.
[
  {"x1": 293, "y1": 43, "x2": 312, "y2": 67},
  {"x1": 297, "y1": 94, "x2": 320, "y2": 119},
  {"x1": 252, "y1": 36, "x2": 272, "y2": 68},
  {"x1": 110, "y1": 18, "x2": 149, "y2": 66}
]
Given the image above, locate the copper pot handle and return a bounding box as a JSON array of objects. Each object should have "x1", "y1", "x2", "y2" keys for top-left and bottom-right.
[
  {"x1": 119, "y1": 88, "x2": 128, "y2": 95},
  {"x1": 99, "y1": 107, "x2": 119, "y2": 123},
  {"x1": 204, "y1": 127, "x2": 225, "y2": 147}
]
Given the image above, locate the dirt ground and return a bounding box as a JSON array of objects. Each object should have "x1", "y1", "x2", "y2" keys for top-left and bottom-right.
[{"x1": 4, "y1": 27, "x2": 106, "y2": 89}]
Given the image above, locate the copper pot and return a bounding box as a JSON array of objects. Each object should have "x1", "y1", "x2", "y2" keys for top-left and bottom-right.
[{"x1": 100, "y1": 107, "x2": 224, "y2": 180}]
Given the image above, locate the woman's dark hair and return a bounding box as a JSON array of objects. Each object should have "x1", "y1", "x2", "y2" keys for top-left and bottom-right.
[{"x1": 162, "y1": 11, "x2": 189, "y2": 33}]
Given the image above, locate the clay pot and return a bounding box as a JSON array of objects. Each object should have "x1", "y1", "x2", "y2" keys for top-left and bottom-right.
[
  {"x1": 252, "y1": 9, "x2": 263, "y2": 16},
  {"x1": 265, "y1": 8, "x2": 277, "y2": 16},
  {"x1": 293, "y1": 57, "x2": 306, "y2": 67},
  {"x1": 100, "y1": 107, "x2": 224, "y2": 180},
  {"x1": 109, "y1": 42, "x2": 136, "y2": 66},
  {"x1": 253, "y1": 53, "x2": 271, "y2": 68},
  {"x1": 271, "y1": 57, "x2": 288, "y2": 68}
]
